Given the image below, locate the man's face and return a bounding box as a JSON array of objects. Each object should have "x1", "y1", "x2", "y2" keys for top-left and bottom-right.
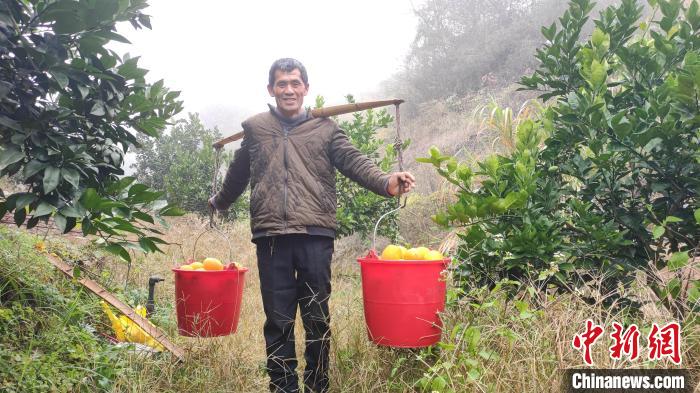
[{"x1": 267, "y1": 68, "x2": 309, "y2": 117}]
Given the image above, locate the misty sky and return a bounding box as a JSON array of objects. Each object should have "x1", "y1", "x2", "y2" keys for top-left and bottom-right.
[{"x1": 115, "y1": 0, "x2": 424, "y2": 133}]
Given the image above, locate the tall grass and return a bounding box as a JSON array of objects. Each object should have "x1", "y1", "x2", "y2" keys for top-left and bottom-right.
[
  {"x1": 99, "y1": 214, "x2": 699, "y2": 392},
  {"x1": 2, "y1": 211, "x2": 699, "y2": 391}
]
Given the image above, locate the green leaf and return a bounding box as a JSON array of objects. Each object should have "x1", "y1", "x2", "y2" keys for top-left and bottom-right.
[
  {"x1": 61, "y1": 168, "x2": 80, "y2": 188},
  {"x1": 104, "y1": 243, "x2": 131, "y2": 262},
  {"x1": 117, "y1": 57, "x2": 148, "y2": 80},
  {"x1": 589, "y1": 59, "x2": 607, "y2": 88},
  {"x1": 41, "y1": 0, "x2": 87, "y2": 34},
  {"x1": 611, "y1": 115, "x2": 632, "y2": 138},
  {"x1": 643, "y1": 137, "x2": 662, "y2": 153},
  {"x1": 33, "y1": 202, "x2": 55, "y2": 217},
  {"x1": 54, "y1": 214, "x2": 67, "y2": 232},
  {"x1": 51, "y1": 71, "x2": 69, "y2": 89},
  {"x1": 127, "y1": 183, "x2": 149, "y2": 197},
  {"x1": 23, "y1": 159, "x2": 48, "y2": 179},
  {"x1": 430, "y1": 375, "x2": 447, "y2": 391},
  {"x1": 132, "y1": 211, "x2": 155, "y2": 224},
  {"x1": 43, "y1": 166, "x2": 61, "y2": 193},
  {"x1": 0, "y1": 147, "x2": 24, "y2": 170},
  {"x1": 652, "y1": 225, "x2": 665, "y2": 239},
  {"x1": 72, "y1": 265, "x2": 82, "y2": 280},
  {"x1": 541, "y1": 22, "x2": 556, "y2": 41},
  {"x1": 159, "y1": 206, "x2": 185, "y2": 216},
  {"x1": 694, "y1": 208, "x2": 700, "y2": 225},
  {"x1": 664, "y1": 216, "x2": 682, "y2": 223},
  {"x1": 60, "y1": 203, "x2": 86, "y2": 218},
  {"x1": 14, "y1": 193, "x2": 37, "y2": 210},
  {"x1": 90, "y1": 101, "x2": 106, "y2": 116},
  {"x1": 0, "y1": 115, "x2": 21, "y2": 131},
  {"x1": 97, "y1": 31, "x2": 131, "y2": 44},
  {"x1": 131, "y1": 191, "x2": 164, "y2": 204},
  {"x1": 138, "y1": 237, "x2": 161, "y2": 253},
  {"x1": 688, "y1": 280, "x2": 700, "y2": 304},
  {"x1": 134, "y1": 117, "x2": 167, "y2": 137},
  {"x1": 14, "y1": 207, "x2": 26, "y2": 226},
  {"x1": 688, "y1": 0, "x2": 700, "y2": 29},
  {"x1": 667, "y1": 278, "x2": 681, "y2": 299},
  {"x1": 668, "y1": 251, "x2": 689, "y2": 271},
  {"x1": 559, "y1": 263, "x2": 575, "y2": 272},
  {"x1": 81, "y1": 188, "x2": 101, "y2": 210}
]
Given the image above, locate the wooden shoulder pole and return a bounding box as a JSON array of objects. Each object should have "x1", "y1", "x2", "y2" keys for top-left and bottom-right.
[{"x1": 211, "y1": 99, "x2": 404, "y2": 148}]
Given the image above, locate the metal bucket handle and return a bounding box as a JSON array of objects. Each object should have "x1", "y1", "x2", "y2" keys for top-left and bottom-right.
[{"x1": 191, "y1": 214, "x2": 233, "y2": 262}]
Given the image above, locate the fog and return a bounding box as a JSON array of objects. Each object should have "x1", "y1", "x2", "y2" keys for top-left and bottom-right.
[{"x1": 114, "y1": 0, "x2": 424, "y2": 135}]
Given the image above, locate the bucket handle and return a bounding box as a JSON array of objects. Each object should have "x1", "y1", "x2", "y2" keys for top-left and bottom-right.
[
  {"x1": 191, "y1": 215, "x2": 234, "y2": 262},
  {"x1": 372, "y1": 197, "x2": 407, "y2": 253}
]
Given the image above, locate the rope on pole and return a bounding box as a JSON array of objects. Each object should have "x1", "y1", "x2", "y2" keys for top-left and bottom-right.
[
  {"x1": 373, "y1": 102, "x2": 407, "y2": 251},
  {"x1": 210, "y1": 147, "x2": 223, "y2": 228}
]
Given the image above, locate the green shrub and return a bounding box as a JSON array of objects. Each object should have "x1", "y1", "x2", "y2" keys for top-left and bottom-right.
[
  {"x1": 318, "y1": 95, "x2": 409, "y2": 241},
  {"x1": 132, "y1": 113, "x2": 249, "y2": 218},
  {"x1": 422, "y1": 0, "x2": 700, "y2": 318},
  {"x1": 0, "y1": 0, "x2": 184, "y2": 262}
]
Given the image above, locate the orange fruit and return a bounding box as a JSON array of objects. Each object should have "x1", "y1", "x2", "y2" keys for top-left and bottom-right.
[
  {"x1": 190, "y1": 262, "x2": 204, "y2": 270},
  {"x1": 203, "y1": 257, "x2": 224, "y2": 271},
  {"x1": 194, "y1": 268, "x2": 206, "y2": 271},
  {"x1": 380, "y1": 245, "x2": 403, "y2": 260},
  {"x1": 179, "y1": 264, "x2": 194, "y2": 271},
  {"x1": 398, "y1": 246, "x2": 408, "y2": 259}
]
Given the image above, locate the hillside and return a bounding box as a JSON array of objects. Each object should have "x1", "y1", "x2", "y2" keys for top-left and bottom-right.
[{"x1": 2, "y1": 211, "x2": 698, "y2": 392}]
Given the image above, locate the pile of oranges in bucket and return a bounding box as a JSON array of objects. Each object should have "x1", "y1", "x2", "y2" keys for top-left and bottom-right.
[
  {"x1": 379, "y1": 245, "x2": 444, "y2": 261},
  {"x1": 178, "y1": 257, "x2": 243, "y2": 271}
]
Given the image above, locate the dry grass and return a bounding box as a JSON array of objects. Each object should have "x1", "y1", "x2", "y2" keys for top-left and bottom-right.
[
  {"x1": 106, "y1": 214, "x2": 426, "y2": 392},
  {"x1": 380, "y1": 85, "x2": 537, "y2": 194},
  {"x1": 68, "y1": 213, "x2": 697, "y2": 392}
]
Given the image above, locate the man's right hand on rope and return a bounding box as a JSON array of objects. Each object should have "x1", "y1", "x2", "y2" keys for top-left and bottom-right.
[{"x1": 386, "y1": 172, "x2": 416, "y2": 196}]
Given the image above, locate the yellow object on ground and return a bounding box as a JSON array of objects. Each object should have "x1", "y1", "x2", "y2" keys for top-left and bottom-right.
[{"x1": 100, "y1": 301, "x2": 164, "y2": 351}]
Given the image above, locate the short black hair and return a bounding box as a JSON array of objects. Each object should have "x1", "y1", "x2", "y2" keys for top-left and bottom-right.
[{"x1": 268, "y1": 58, "x2": 308, "y2": 86}]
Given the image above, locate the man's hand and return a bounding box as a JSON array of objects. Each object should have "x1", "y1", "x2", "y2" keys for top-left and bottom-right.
[{"x1": 387, "y1": 172, "x2": 416, "y2": 196}]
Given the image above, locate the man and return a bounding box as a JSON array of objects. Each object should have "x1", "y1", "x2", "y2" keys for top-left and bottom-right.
[{"x1": 209, "y1": 58, "x2": 415, "y2": 393}]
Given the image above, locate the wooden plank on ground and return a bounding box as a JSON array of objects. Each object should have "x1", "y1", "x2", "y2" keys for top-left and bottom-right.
[{"x1": 44, "y1": 252, "x2": 185, "y2": 361}]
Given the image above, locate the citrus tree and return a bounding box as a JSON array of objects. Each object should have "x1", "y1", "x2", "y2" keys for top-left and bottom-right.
[
  {"x1": 0, "y1": 0, "x2": 184, "y2": 261},
  {"x1": 421, "y1": 0, "x2": 700, "y2": 318},
  {"x1": 316, "y1": 95, "x2": 409, "y2": 241},
  {"x1": 132, "y1": 113, "x2": 249, "y2": 218}
]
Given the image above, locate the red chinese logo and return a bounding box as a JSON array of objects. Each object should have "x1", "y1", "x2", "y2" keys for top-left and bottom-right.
[
  {"x1": 572, "y1": 321, "x2": 682, "y2": 366},
  {"x1": 609, "y1": 322, "x2": 640, "y2": 361},
  {"x1": 572, "y1": 319, "x2": 605, "y2": 365},
  {"x1": 648, "y1": 322, "x2": 681, "y2": 365}
]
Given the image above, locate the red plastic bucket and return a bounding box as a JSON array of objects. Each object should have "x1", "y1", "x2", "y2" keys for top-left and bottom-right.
[
  {"x1": 357, "y1": 254, "x2": 448, "y2": 347},
  {"x1": 172, "y1": 267, "x2": 248, "y2": 337}
]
